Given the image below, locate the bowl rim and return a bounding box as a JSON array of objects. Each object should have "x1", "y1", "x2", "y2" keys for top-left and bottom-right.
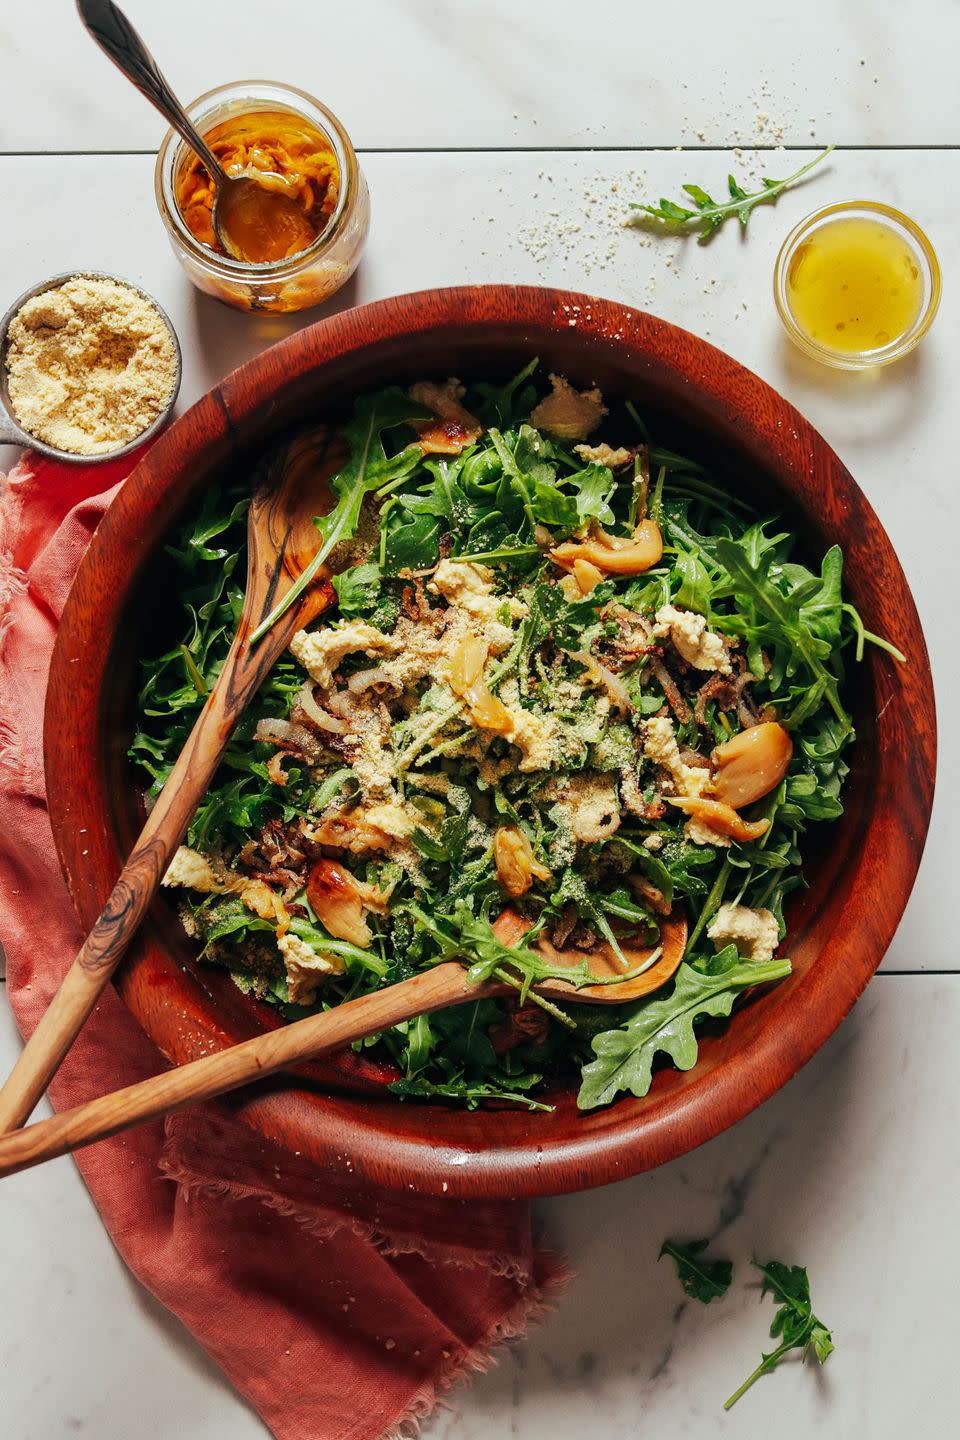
[{"x1": 43, "y1": 284, "x2": 937, "y2": 1198}]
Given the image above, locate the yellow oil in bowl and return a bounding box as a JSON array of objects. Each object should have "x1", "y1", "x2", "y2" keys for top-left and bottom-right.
[
  {"x1": 774, "y1": 201, "x2": 940, "y2": 370},
  {"x1": 787, "y1": 218, "x2": 923, "y2": 352}
]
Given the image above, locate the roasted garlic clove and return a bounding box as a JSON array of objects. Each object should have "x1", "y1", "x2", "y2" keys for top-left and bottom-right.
[
  {"x1": 448, "y1": 633, "x2": 514, "y2": 732},
  {"x1": 551, "y1": 518, "x2": 663, "y2": 576},
  {"x1": 711, "y1": 721, "x2": 793, "y2": 808},
  {"x1": 448, "y1": 634, "x2": 489, "y2": 695},
  {"x1": 667, "y1": 796, "x2": 770, "y2": 842},
  {"x1": 494, "y1": 825, "x2": 552, "y2": 897},
  {"x1": 306, "y1": 858, "x2": 387, "y2": 948}
]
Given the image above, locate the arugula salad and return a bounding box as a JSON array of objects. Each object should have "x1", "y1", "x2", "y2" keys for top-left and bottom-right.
[{"x1": 134, "y1": 363, "x2": 898, "y2": 1112}]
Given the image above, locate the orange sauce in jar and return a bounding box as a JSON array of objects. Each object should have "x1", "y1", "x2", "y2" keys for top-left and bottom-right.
[{"x1": 174, "y1": 109, "x2": 340, "y2": 264}]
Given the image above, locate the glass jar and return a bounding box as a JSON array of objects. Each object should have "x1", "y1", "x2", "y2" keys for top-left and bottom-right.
[{"x1": 154, "y1": 81, "x2": 369, "y2": 314}]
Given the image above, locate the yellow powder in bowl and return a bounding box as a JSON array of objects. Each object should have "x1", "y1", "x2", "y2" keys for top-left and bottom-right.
[{"x1": 4, "y1": 275, "x2": 178, "y2": 456}]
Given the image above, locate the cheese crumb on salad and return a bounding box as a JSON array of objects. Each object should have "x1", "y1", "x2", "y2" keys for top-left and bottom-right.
[
  {"x1": 429, "y1": 559, "x2": 528, "y2": 623},
  {"x1": 642, "y1": 716, "x2": 712, "y2": 798},
  {"x1": 290, "y1": 620, "x2": 397, "y2": 690},
  {"x1": 653, "y1": 604, "x2": 732, "y2": 674},
  {"x1": 278, "y1": 931, "x2": 345, "y2": 1006},
  {"x1": 707, "y1": 902, "x2": 780, "y2": 963},
  {"x1": 529, "y1": 373, "x2": 607, "y2": 440},
  {"x1": 574, "y1": 442, "x2": 634, "y2": 470},
  {"x1": 162, "y1": 846, "x2": 226, "y2": 892}
]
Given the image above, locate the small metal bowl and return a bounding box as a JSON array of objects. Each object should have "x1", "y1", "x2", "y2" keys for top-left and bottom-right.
[{"x1": 0, "y1": 270, "x2": 182, "y2": 463}]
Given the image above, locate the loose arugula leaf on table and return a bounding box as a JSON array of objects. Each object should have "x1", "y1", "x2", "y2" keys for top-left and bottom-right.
[
  {"x1": 249, "y1": 388, "x2": 425, "y2": 642},
  {"x1": 659, "y1": 1239, "x2": 733, "y2": 1304},
  {"x1": 577, "y1": 949, "x2": 792, "y2": 1110},
  {"x1": 724, "y1": 1260, "x2": 834, "y2": 1409},
  {"x1": 629, "y1": 146, "x2": 835, "y2": 243}
]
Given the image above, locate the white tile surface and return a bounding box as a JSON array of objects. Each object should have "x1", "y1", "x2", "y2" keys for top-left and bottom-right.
[
  {"x1": 0, "y1": 4, "x2": 956, "y2": 1436},
  {"x1": 4, "y1": 977, "x2": 958, "y2": 1439},
  {"x1": 2, "y1": 0, "x2": 959, "y2": 151}
]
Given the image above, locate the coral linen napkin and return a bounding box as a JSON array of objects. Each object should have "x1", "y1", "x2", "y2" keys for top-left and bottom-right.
[{"x1": 0, "y1": 450, "x2": 565, "y2": 1440}]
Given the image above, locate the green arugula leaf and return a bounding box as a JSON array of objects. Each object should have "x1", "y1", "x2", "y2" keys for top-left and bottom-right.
[
  {"x1": 388, "y1": 1073, "x2": 552, "y2": 1111},
  {"x1": 659, "y1": 1239, "x2": 733, "y2": 1303},
  {"x1": 797, "y1": 545, "x2": 844, "y2": 642},
  {"x1": 714, "y1": 536, "x2": 849, "y2": 727},
  {"x1": 724, "y1": 1260, "x2": 834, "y2": 1409},
  {"x1": 629, "y1": 147, "x2": 835, "y2": 244},
  {"x1": 333, "y1": 560, "x2": 382, "y2": 617},
  {"x1": 577, "y1": 955, "x2": 792, "y2": 1110},
  {"x1": 384, "y1": 508, "x2": 443, "y2": 572}
]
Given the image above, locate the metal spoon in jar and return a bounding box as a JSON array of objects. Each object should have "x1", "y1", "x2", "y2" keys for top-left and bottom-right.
[{"x1": 76, "y1": 0, "x2": 310, "y2": 264}]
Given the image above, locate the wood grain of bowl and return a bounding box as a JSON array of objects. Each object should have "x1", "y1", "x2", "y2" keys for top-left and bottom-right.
[{"x1": 44, "y1": 286, "x2": 936, "y2": 1198}]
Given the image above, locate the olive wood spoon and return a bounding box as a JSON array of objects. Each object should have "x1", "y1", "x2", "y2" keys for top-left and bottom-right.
[
  {"x1": 0, "y1": 916, "x2": 687, "y2": 1179},
  {"x1": 0, "y1": 428, "x2": 344, "y2": 1133}
]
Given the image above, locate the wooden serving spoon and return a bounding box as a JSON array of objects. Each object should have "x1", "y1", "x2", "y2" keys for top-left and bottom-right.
[
  {"x1": 0, "y1": 915, "x2": 687, "y2": 1179},
  {"x1": 0, "y1": 427, "x2": 345, "y2": 1134}
]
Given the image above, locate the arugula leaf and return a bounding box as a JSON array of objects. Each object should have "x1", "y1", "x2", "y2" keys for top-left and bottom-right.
[
  {"x1": 389, "y1": 1074, "x2": 552, "y2": 1111},
  {"x1": 659, "y1": 1239, "x2": 733, "y2": 1303},
  {"x1": 577, "y1": 954, "x2": 792, "y2": 1110},
  {"x1": 714, "y1": 536, "x2": 849, "y2": 727},
  {"x1": 630, "y1": 147, "x2": 835, "y2": 243},
  {"x1": 797, "y1": 545, "x2": 844, "y2": 642},
  {"x1": 249, "y1": 389, "x2": 423, "y2": 642},
  {"x1": 333, "y1": 560, "x2": 382, "y2": 617},
  {"x1": 724, "y1": 1260, "x2": 834, "y2": 1409},
  {"x1": 384, "y1": 508, "x2": 442, "y2": 572}
]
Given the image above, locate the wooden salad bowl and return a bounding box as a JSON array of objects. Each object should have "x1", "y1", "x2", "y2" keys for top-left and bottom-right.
[{"x1": 44, "y1": 286, "x2": 936, "y2": 1199}]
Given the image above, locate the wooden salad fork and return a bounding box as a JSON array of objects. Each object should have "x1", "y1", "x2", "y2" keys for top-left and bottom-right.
[
  {"x1": 0, "y1": 427, "x2": 345, "y2": 1134},
  {"x1": 0, "y1": 916, "x2": 687, "y2": 1178}
]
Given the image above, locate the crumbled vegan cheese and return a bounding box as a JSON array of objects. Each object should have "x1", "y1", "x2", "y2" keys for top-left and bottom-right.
[
  {"x1": 4, "y1": 275, "x2": 177, "y2": 456},
  {"x1": 289, "y1": 620, "x2": 398, "y2": 690},
  {"x1": 653, "y1": 605, "x2": 731, "y2": 674},
  {"x1": 499, "y1": 679, "x2": 559, "y2": 771},
  {"x1": 429, "y1": 559, "x2": 527, "y2": 624},
  {"x1": 278, "y1": 931, "x2": 345, "y2": 1006},
  {"x1": 642, "y1": 832, "x2": 665, "y2": 851},
  {"x1": 528, "y1": 373, "x2": 607, "y2": 440},
  {"x1": 685, "y1": 816, "x2": 731, "y2": 848},
  {"x1": 642, "y1": 716, "x2": 712, "y2": 798},
  {"x1": 706, "y1": 902, "x2": 780, "y2": 963},
  {"x1": 363, "y1": 801, "x2": 415, "y2": 839},
  {"x1": 574, "y1": 442, "x2": 634, "y2": 470},
  {"x1": 162, "y1": 846, "x2": 225, "y2": 893}
]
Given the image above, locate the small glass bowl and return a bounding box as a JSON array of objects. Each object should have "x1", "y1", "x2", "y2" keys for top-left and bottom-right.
[
  {"x1": 155, "y1": 81, "x2": 369, "y2": 314},
  {"x1": 773, "y1": 200, "x2": 941, "y2": 370}
]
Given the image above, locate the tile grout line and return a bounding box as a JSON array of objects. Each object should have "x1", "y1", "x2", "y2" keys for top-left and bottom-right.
[{"x1": 0, "y1": 143, "x2": 958, "y2": 159}]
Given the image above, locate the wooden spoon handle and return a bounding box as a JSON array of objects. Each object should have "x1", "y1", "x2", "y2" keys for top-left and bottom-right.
[
  {"x1": 0, "y1": 655, "x2": 253, "y2": 1134},
  {"x1": 0, "y1": 964, "x2": 482, "y2": 1180},
  {"x1": 0, "y1": 429, "x2": 342, "y2": 1133}
]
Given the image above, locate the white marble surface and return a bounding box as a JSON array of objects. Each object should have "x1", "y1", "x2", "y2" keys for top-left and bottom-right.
[
  {"x1": 3, "y1": 0, "x2": 960, "y2": 150},
  {"x1": 0, "y1": 3, "x2": 956, "y2": 1437}
]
